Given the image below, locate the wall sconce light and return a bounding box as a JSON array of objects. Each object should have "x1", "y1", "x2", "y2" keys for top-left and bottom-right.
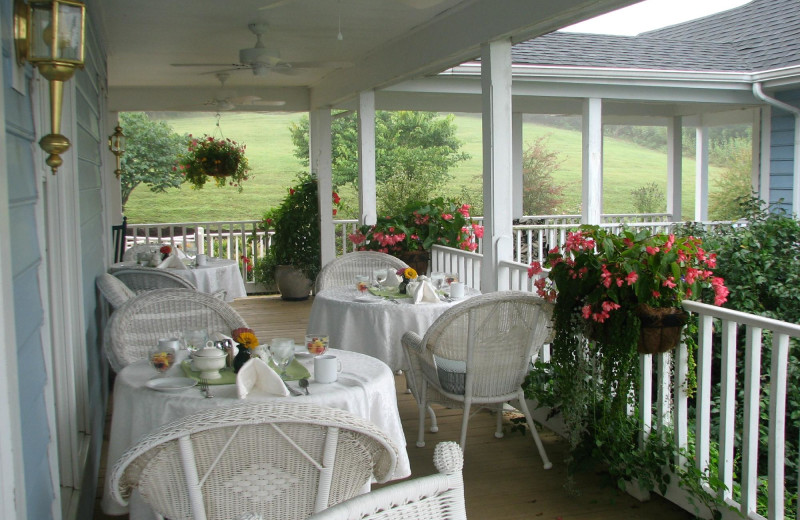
[
  {"x1": 108, "y1": 125, "x2": 126, "y2": 179},
  {"x1": 14, "y1": 0, "x2": 86, "y2": 174}
]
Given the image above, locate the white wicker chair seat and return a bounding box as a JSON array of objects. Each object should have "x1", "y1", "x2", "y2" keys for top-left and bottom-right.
[
  {"x1": 104, "y1": 288, "x2": 248, "y2": 372},
  {"x1": 402, "y1": 291, "x2": 554, "y2": 469},
  {"x1": 308, "y1": 442, "x2": 466, "y2": 520},
  {"x1": 113, "y1": 266, "x2": 197, "y2": 293},
  {"x1": 96, "y1": 273, "x2": 135, "y2": 310},
  {"x1": 316, "y1": 252, "x2": 409, "y2": 293},
  {"x1": 109, "y1": 402, "x2": 398, "y2": 520}
]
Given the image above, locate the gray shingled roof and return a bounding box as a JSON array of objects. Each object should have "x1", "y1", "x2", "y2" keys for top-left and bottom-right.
[{"x1": 511, "y1": 0, "x2": 800, "y2": 73}]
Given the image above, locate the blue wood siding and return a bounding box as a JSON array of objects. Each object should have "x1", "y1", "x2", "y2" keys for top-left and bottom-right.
[
  {"x1": 74, "y1": 18, "x2": 110, "y2": 519},
  {"x1": 771, "y1": 90, "x2": 800, "y2": 214},
  {"x1": 2, "y1": 0, "x2": 55, "y2": 514}
]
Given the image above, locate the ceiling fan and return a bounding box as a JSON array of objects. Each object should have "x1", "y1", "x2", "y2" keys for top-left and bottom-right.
[
  {"x1": 171, "y1": 23, "x2": 352, "y2": 77},
  {"x1": 196, "y1": 73, "x2": 286, "y2": 111}
]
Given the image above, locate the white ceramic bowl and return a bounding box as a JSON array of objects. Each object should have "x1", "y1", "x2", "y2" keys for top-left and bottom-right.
[{"x1": 190, "y1": 348, "x2": 226, "y2": 379}]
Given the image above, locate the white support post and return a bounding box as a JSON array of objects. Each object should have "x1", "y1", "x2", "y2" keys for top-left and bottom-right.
[
  {"x1": 695, "y1": 125, "x2": 709, "y2": 222},
  {"x1": 581, "y1": 98, "x2": 603, "y2": 225},
  {"x1": 751, "y1": 109, "x2": 761, "y2": 198},
  {"x1": 357, "y1": 91, "x2": 377, "y2": 226},
  {"x1": 310, "y1": 109, "x2": 336, "y2": 266},
  {"x1": 512, "y1": 112, "x2": 523, "y2": 220},
  {"x1": 480, "y1": 39, "x2": 513, "y2": 293},
  {"x1": 666, "y1": 116, "x2": 683, "y2": 221}
]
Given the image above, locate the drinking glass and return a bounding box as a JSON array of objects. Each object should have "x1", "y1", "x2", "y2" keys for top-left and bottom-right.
[
  {"x1": 445, "y1": 273, "x2": 459, "y2": 286},
  {"x1": 183, "y1": 329, "x2": 209, "y2": 351},
  {"x1": 184, "y1": 243, "x2": 198, "y2": 259},
  {"x1": 149, "y1": 346, "x2": 175, "y2": 377},
  {"x1": 373, "y1": 268, "x2": 388, "y2": 289},
  {"x1": 270, "y1": 338, "x2": 295, "y2": 379},
  {"x1": 355, "y1": 275, "x2": 370, "y2": 292},
  {"x1": 431, "y1": 272, "x2": 445, "y2": 290}
]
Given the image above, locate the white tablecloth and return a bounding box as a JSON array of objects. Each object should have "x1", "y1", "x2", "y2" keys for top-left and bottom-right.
[
  {"x1": 307, "y1": 286, "x2": 480, "y2": 372},
  {"x1": 110, "y1": 257, "x2": 247, "y2": 301},
  {"x1": 101, "y1": 349, "x2": 410, "y2": 518}
]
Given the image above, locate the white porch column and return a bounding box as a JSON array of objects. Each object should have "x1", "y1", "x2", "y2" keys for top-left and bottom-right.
[
  {"x1": 512, "y1": 112, "x2": 523, "y2": 220},
  {"x1": 310, "y1": 108, "x2": 336, "y2": 266},
  {"x1": 480, "y1": 39, "x2": 513, "y2": 293},
  {"x1": 695, "y1": 125, "x2": 709, "y2": 221},
  {"x1": 582, "y1": 98, "x2": 603, "y2": 224},
  {"x1": 357, "y1": 90, "x2": 377, "y2": 226},
  {"x1": 666, "y1": 116, "x2": 683, "y2": 221},
  {"x1": 759, "y1": 106, "x2": 771, "y2": 204}
]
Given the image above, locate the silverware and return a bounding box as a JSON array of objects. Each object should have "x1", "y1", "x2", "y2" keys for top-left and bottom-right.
[
  {"x1": 299, "y1": 378, "x2": 310, "y2": 395},
  {"x1": 199, "y1": 378, "x2": 213, "y2": 398},
  {"x1": 282, "y1": 378, "x2": 303, "y2": 396}
]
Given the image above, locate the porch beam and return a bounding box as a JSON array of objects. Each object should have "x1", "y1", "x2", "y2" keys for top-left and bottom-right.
[
  {"x1": 480, "y1": 39, "x2": 514, "y2": 293},
  {"x1": 512, "y1": 112, "x2": 523, "y2": 219},
  {"x1": 581, "y1": 98, "x2": 603, "y2": 224},
  {"x1": 666, "y1": 116, "x2": 683, "y2": 221},
  {"x1": 358, "y1": 91, "x2": 377, "y2": 226},
  {"x1": 695, "y1": 125, "x2": 709, "y2": 221},
  {"x1": 310, "y1": 109, "x2": 336, "y2": 267}
]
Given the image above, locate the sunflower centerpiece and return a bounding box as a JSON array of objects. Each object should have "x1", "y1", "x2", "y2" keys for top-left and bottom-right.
[{"x1": 396, "y1": 267, "x2": 418, "y2": 294}]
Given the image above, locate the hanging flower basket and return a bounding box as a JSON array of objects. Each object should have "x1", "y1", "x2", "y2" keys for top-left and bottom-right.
[
  {"x1": 176, "y1": 134, "x2": 251, "y2": 191},
  {"x1": 635, "y1": 304, "x2": 689, "y2": 354}
]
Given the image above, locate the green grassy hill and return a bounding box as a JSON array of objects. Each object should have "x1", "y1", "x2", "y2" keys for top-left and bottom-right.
[{"x1": 123, "y1": 112, "x2": 721, "y2": 223}]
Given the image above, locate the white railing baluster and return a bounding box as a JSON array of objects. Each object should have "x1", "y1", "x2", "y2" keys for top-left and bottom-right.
[
  {"x1": 767, "y1": 333, "x2": 789, "y2": 520},
  {"x1": 639, "y1": 354, "x2": 653, "y2": 446},
  {"x1": 741, "y1": 325, "x2": 763, "y2": 516},
  {"x1": 696, "y1": 314, "x2": 714, "y2": 475},
  {"x1": 656, "y1": 351, "x2": 670, "y2": 435},
  {"x1": 673, "y1": 339, "x2": 689, "y2": 469},
  {"x1": 719, "y1": 320, "x2": 738, "y2": 501}
]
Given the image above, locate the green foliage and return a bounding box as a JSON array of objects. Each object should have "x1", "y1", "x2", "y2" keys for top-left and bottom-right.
[
  {"x1": 348, "y1": 197, "x2": 482, "y2": 254},
  {"x1": 521, "y1": 136, "x2": 566, "y2": 215},
  {"x1": 254, "y1": 174, "x2": 336, "y2": 285},
  {"x1": 630, "y1": 182, "x2": 665, "y2": 214},
  {"x1": 119, "y1": 112, "x2": 188, "y2": 207},
  {"x1": 289, "y1": 111, "x2": 469, "y2": 214},
  {"x1": 708, "y1": 138, "x2": 753, "y2": 221}
]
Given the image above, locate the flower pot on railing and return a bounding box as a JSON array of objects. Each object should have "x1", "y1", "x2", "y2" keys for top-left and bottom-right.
[
  {"x1": 397, "y1": 250, "x2": 429, "y2": 277},
  {"x1": 635, "y1": 304, "x2": 689, "y2": 354}
]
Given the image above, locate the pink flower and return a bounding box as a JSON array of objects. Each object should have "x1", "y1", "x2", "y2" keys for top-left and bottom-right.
[
  {"x1": 582, "y1": 305, "x2": 592, "y2": 319},
  {"x1": 457, "y1": 204, "x2": 470, "y2": 217},
  {"x1": 472, "y1": 225, "x2": 484, "y2": 239},
  {"x1": 646, "y1": 246, "x2": 660, "y2": 255},
  {"x1": 528, "y1": 261, "x2": 543, "y2": 277},
  {"x1": 662, "y1": 276, "x2": 677, "y2": 289},
  {"x1": 625, "y1": 271, "x2": 638, "y2": 285},
  {"x1": 441, "y1": 213, "x2": 453, "y2": 221}
]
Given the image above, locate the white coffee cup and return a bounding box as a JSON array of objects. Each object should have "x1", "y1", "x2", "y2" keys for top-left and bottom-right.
[
  {"x1": 195, "y1": 254, "x2": 208, "y2": 266},
  {"x1": 314, "y1": 355, "x2": 342, "y2": 384},
  {"x1": 450, "y1": 281, "x2": 465, "y2": 299}
]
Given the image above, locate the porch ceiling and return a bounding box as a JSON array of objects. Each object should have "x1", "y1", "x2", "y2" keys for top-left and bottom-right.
[{"x1": 92, "y1": 0, "x2": 638, "y2": 112}]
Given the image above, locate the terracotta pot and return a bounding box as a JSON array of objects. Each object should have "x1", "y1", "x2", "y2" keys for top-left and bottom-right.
[
  {"x1": 635, "y1": 304, "x2": 689, "y2": 354},
  {"x1": 274, "y1": 265, "x2": 313, "y2": 301},
  {"x1": 397, "y1": 249, "x2": 429, "y2": 276}
]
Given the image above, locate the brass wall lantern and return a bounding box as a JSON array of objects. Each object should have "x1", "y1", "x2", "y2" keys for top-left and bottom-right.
[
  {"x1": 108, "y1": 125, "x2": 126, "y2": 179},
  {"x1": 14, "y1": 0, "x2": 86, "y2": 174}
]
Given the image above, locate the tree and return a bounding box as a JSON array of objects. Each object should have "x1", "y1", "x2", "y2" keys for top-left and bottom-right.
[
  {"x1": 708, "y1": 137, "x2": 753, "y2": 220},
  {"x1": 289, "y1": 111, "x2": 469, "y2": 213},
  {"x1": 630, "y1": 182, "x2": 665, "y2": 214},
  {"x1": 119, "y1": 112, "x2": 188, "y2": 207},
  {"x1": 521, "y1": 136, "x2": 565, "y2": 215}
]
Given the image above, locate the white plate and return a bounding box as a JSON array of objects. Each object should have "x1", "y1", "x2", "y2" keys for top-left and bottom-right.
[
  {"x1": 294, "y1": 345, "x2": 314, "y2": 357},
  {"x1": 145, "y1": 377, "x2": 198, "y2": 392}
]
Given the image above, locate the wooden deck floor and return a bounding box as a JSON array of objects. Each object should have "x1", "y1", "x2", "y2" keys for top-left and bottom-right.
[{"x1": 95, "y1": 295, "x2": 692, "y2": 519}]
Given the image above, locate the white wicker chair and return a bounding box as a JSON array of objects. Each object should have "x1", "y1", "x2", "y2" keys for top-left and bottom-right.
[
  {"x1": 108, "y1": 402, "x2": 399, "y2": 520},
  {"x1": 104, "y1": 288, "x2": 247, "y2": 372},
  {"x1": 316, "y1": 252, "x2": 409, "y2": 293},
  {"x1": 113, "y1": 266, "x2": 198, "y2": 293},
  {"x1": 96, "y1": 273, "x2": 135, "y2": 310},
  {"x1": 307, "y1": 442, "x2": 466, "y2": 520},
  {"x1": 402, "y1": 291, "x2": 554, "y2": 469}
]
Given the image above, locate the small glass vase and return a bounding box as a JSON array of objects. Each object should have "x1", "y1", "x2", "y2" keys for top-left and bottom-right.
[{"x1": 398, "y1": 281, "x2": 408, "y2": 294}]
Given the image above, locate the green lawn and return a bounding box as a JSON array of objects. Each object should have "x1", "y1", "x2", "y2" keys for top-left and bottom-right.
[{"x1": 123, "y1": 111, "x2": 723, "y2": 223}]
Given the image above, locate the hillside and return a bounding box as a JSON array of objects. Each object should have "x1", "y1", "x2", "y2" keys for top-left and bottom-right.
[{"x1": 123, "y1": 112, "x2": 722, "y2": 223}]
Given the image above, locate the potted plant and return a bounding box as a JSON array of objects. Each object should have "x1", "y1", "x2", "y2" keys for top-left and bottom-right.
[
  {"x1": 254, "y1": 174, "x2": 340, "y2": 300},
  {"x1": 525, "y1": 225, "x2": 729, "y2": 497},
  {"x1": 347, "y1": 197, "x2": 484, "y2": 274},
  {"x1": 176, "y1": 134, "x2": 251, "y2": 191}
]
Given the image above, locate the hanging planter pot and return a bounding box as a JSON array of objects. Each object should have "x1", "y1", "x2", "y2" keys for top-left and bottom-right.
[{"x1": 635, "y1": 304, "x2": 689, "y2": 354}]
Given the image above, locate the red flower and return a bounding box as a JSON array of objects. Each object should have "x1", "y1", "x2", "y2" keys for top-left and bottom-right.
[{"x1": 160, "y1": 245, "x2": 171, "y2": 254}]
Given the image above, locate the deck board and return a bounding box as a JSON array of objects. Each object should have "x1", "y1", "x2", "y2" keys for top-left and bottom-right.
[{"x1": 95, "y1": 294, "x2": 693, "y2": 519}]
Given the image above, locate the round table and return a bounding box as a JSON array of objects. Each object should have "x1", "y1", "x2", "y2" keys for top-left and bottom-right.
[
  {"x1": 101, "y1": 348, "x2": 410, "y2": 518},
  {"x1": 307, "y1": 286, "x2": 480, "y2": 372},
  {"x1": 110, "y1": 257, "x2": 247, "y2": 301}
]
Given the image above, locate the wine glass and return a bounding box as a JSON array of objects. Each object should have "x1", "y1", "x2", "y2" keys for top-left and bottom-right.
[
  {"x1": 270, "y1": 338, "x2": 295, "y2": 379},
  {"x1": 445, "y1": 273, "x2": 459, "y2": 286},
  {"x1": 183, "y1": 329, "x2": 208, "y2": 351},
  {"x1": 184, "y1": 242, "x2": 198, "y2": 260},
  {"x1": 374, "y1": 268, "x2": 388, "y2": 290},
  {"x1": 431, "y1": 272, "x2": 445, "y2": 290},
  {"x1": 149, "y1": 346, "x2": 175, "y2": 377}
]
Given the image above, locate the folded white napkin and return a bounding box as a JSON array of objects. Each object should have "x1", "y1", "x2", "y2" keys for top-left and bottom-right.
[
  {"x1": 236, "y1": 358, "x2": 289, "y2": 399},
  {"x1": 156, "y1": 254, "x2": 188, "y2": 270},
  {"x1": 412, "y1": 279, "x2": 440, "y2": 304},
  {"x1": 384, "y1": 270, "x2": 401, "y2": 287}
]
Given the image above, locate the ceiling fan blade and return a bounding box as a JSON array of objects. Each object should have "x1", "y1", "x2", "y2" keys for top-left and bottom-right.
[
  {"x1": 288, "y1": 61, "x2": 354, "y2": 69},
  {"x1": 258, "y1": 0, "x2": 295, "y2": 10},
  {"x1": 171, "y1": 63, "x2": 241, "y2": 67},
  {"x1": 248, "y1": 99, "x2": 287, "y2": 107}
]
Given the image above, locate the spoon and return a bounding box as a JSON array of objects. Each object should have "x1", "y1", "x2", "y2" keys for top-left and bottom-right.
[{"x1": 299, "y1": 378, "x2": 310, "y2": 395}]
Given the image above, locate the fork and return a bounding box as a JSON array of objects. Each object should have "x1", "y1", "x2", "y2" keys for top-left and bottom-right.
[{"x1": 199, "y1": 378, "x2": 213, "y2": 398}]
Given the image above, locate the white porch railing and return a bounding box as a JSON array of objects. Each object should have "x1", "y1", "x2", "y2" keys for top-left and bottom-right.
[
  {"x1": 429, "y1": 245, "x2": 482, "y2": 289},
  {"x1": 123, "y1": 220, "x2": 272, "y2": 292}
]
